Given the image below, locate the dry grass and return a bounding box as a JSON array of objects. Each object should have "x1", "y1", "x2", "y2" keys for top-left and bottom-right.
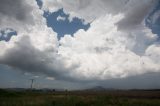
[{"x1": 0, "y1": 89, "x2": 160, "y2": 106}]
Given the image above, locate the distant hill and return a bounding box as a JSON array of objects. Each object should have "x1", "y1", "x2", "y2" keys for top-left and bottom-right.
[{"x1": 85, "y1": 86, "x2": 109, "y2": 91}]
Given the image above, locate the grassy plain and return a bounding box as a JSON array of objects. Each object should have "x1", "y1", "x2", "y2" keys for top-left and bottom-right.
[{"x1": 0, "y1": 89, "x2": 160, "y2": 106}]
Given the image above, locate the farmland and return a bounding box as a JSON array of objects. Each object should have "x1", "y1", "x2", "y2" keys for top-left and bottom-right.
[{"x1": 0, "y1": 89, "x2": 160, "y2": 106}]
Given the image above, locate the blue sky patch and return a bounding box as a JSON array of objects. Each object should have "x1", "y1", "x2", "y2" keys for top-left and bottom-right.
[
  {"x1": 43, "y1": 9, "x2": 90, "y2": 39},
  {"x1": 36, "y1": 0, "x2": 90, "y2": 39},
  {"x1": 36, "y1": 0, "x2": 42, "y2": 9},
  {"x1": 0, "y1": 28, "x2": 17, "y2": 41},
  {"x1": 146, "y1": 1, "x2": 160, "y2": 36}
]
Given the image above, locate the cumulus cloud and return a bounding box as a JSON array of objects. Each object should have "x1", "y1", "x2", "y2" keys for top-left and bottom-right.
[
  {"x1": 0, "y1": 0, "x2": 61, "y2": 78},
  {"x1": 42, "y1": 0, "x2": 128, "y2": 22},
  {"x1": 57, "y1": 13, "x2": 159, "y2": 80},
  {"x1": 0, "y1": 0, "x2": 160, "y2": 81},
  {"x1": 42, "y1": 0, "x2": 157, "y2": 23},
  {"x1": 116, "y1": 0, "x2": 157, "y2": 30},
  {"x1": 46, "y1": 77, "x2": 55, "y2": 80},
  {"x1": 0, "y1": 0, "x2": 36, "y2": 31},
  {"x1": 0, "y1": 0, "x2": 31, "y2": 21}
]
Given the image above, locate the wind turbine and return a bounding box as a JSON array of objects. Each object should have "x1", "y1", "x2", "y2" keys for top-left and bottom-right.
[{"x1": 30, "y1": 79, "x2": 35, "y2": 89}]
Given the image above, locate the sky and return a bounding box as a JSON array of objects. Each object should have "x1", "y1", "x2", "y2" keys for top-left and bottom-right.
[
  {"x1": 43, "y1": 8, "x2": 90, "y2": 39},
  {"x1": 0, "y1": 0, "x2": 160, "y2": 90}
]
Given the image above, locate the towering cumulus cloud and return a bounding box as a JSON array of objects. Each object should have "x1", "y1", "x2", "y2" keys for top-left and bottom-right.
[{"x1": 0, "y1": 0, "x2": 160, "y2": 81}]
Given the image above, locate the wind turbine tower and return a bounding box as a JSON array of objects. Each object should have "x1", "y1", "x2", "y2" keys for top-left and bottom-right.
[{"x1": 30, "y1": 79, "x2": 35, "y2": 89}]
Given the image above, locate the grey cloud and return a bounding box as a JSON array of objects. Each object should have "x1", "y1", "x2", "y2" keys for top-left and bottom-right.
[
  {"x1": 94, "y1": 72, "x2": 160, "y2": 89},
  {"x1": 0, "y1": 0, "x2": 35, "y2": 28},
  {"x1": 0, "y1": 36, "x2": 60, "y2": 78},
  {"x1": 117, "y1": 0, "x2": 156, "y2": 31},
  {"x1": 0, "y1": 35, "x2": 78, "y2": 81}
]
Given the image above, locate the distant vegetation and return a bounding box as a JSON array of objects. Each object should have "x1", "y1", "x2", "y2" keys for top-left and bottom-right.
[{"x1": 0, "y1": 89, "x2": 160, "y2": 106}]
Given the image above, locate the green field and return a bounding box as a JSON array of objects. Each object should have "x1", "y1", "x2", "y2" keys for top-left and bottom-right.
[{"x1": 0, "y1": 89, "x2": 160, "y2": 106}]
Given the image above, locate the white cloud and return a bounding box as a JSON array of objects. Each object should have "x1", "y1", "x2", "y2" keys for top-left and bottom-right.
[
  {"x1": 57, "y1": 13, "x2": 160, "y2": 80},
  {"x1": 42, "y1": 0, "x2": 157, "y2": 23},
  {"x1": 42, "y1": 0, "x2": 127, "y2": 22},
  {"x1": 145, "y1": 44, "x2": 160, "y2": 64},
  {"x1": 57, "y1": 15, "x2": 66, "y2": 21},
  {"x1": 34, "y1": 76, "x2": 40, "y2": 78},
  {"x1": 0, "y1": 0, "x2": 160, "y2": 81},
  {"x1": 46, "y1": 77, "x2": 55, "y2": 80},
  {"x1": 0, "y1": 0, "x2": 60, "y2": 77}
]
